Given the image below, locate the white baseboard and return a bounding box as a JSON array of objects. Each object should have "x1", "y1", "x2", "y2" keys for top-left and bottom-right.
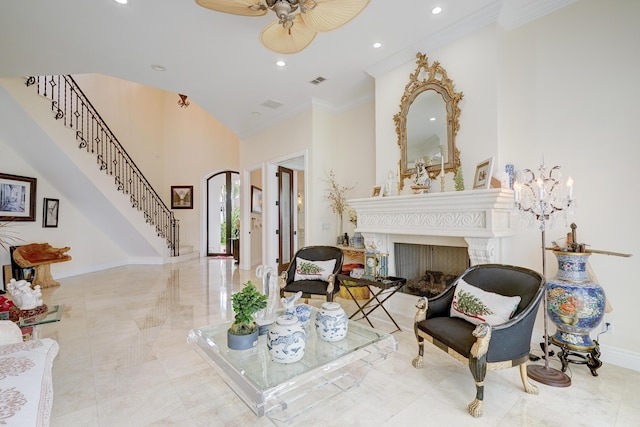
[{"x1": 531, "y1": 327, "x2": 640, "y2": 373}]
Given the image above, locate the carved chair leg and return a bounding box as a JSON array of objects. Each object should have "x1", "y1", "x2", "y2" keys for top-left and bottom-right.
[
  {"x1": 519, "y1": 363, "x2": 539, "y2": 395},
  {"x1": 412, "y1": 298, "x2": 427, "y2": 369},
  {"x1": 467, "y1": 354, "x2": 486, "y2": 417},
  {"x1": 412, "y1": 335, "x2": 424, "y2": 368}
]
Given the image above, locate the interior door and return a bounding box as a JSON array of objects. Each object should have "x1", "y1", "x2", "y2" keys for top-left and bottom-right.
[
  {"x1": 278, "y1": 166, "x2": 294, "y2": 274},
  {"x1": 206, "y1": 171, "x2": 239, "y2": 256}
]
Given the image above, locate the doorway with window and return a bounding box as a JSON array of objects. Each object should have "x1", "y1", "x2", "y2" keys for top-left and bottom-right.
[{"x1": 207, "y1": 171, "x2": 240, "y2": 258}]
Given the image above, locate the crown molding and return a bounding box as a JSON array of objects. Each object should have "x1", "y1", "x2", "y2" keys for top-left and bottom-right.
[
  {"x1": 498, "y1": 0, "x2": 577, "y2": 30},
  {"x1": 365, "y1": 1, "x2": 503, "y2": 79}
]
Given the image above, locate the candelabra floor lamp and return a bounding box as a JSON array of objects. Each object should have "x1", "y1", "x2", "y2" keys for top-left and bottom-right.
[{"x1": 513, "y1": 162, "x2": 574, "y2": 387}]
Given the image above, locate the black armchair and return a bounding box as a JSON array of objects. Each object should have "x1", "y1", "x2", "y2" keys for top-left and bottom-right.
[
  {"x1": 279, "y1": 246, "x2": 344, "y2": 302},
  {"x1": 412, "y1": 264, "x2": 545, "y2": 417}
]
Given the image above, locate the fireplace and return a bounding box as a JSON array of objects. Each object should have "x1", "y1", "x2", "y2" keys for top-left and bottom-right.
[
  {"x1": 395, "y1": 243, "x2": 469, "y2": 297},
  {"x1": 346, "y1": 188, "x2": 515, "y2": 327}
]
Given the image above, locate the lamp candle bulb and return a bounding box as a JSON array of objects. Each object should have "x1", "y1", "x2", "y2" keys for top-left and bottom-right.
[
  {"x1": 537, "y1": 178, "x2": 544, "y2": 200},
  {"x1": 440, "y1": 155, "x2": 444, "y2": 175},
  {"x1": 566, "y1": 176, "x2": 574, "y2": 199}
]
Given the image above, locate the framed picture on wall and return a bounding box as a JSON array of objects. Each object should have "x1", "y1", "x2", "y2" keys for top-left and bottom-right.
[
  {"x1": 0, "y1": 173, "x2": 37, "y2": 221},
  {"x1": 473, "y1": 157, "x2": 495, "y2": 189},
  {"x1": 251, "y1": 186, "x2": 262, "y2": 214},
  {"x1": 171, "y1": 185, "x2": 193, "y2": 209},
  {"x1": 43, "y1": 198, "x2": 59, "y2": 228},
  {"x1": 371, "y1": 185, "x2": 382, "y2": 197}
]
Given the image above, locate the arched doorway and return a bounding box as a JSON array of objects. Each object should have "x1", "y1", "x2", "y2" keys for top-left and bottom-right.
[{"x1": 207, "y1": 171, "x2": 240, "y2": 257}]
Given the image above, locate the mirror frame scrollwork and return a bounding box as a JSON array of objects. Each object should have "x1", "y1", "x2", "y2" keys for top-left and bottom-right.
[{"x1": 394, "y1": 52, "x2": 463, "y2": 189}]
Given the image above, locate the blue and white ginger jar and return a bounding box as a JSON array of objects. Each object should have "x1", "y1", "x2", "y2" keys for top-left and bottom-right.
[
  {"x1": 315, "y1": 302, "x2": 348, "y2": 342},
  {"x1": 267, "y1": 315, "x2": 306, "y2": 363}
]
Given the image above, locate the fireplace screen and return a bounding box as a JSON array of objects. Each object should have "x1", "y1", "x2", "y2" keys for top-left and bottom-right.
[{"x1": 394, "y1": 243, "x2": 469, "y2": 297}]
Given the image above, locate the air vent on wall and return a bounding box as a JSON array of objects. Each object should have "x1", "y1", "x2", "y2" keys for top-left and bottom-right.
[
  {"x1": 309, "y1": 76, "x2": 327, "y2": 85},
  {"x1": 261, "y1": 99, "x2": 284, "y2": 109}
]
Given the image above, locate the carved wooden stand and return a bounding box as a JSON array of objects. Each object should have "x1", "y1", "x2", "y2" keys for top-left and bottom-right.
[
  {"x1": 12, "y1": 243, "x2": 72, "y2": 288},
  {"x1": 538, "y1": 338, "x2": 603, "y2": 377}
]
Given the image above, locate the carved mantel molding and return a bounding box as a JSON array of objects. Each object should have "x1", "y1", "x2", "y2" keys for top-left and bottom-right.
[{"x1": 347, "y1": 188, "x2": 515, "y2": 266}]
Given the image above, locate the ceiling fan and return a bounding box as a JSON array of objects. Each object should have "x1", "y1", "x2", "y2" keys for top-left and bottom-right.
[{"x1": 196, "y1": 0, "x2": 370, "y2": 54}]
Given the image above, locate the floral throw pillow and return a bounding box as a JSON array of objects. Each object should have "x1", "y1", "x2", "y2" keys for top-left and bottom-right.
[
  {"x1": 450, "y1": 278, "x2": 521, "y2": 326},
  {"x1": 294, "y1": 258, "x2": 337, "y2": 282}
]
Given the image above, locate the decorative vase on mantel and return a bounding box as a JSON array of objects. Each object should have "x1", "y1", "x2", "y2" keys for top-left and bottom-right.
[{"x1": 546, "y1": 251, "x2": 606, "y2": 351}]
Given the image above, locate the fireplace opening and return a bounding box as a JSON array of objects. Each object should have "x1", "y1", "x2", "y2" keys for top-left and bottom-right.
[{"x1": 394, "y1": 243, "x2": 469, "y2": 297}]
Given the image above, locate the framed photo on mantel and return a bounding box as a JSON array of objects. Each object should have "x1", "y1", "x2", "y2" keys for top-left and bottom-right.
[{"x1": 473, "y1": 157, "x2": 495, "y2": 189}]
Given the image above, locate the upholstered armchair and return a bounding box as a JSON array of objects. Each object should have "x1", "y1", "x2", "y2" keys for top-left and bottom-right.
[
  {"x1": 280, "y1": 246, "x2": 344, "y2": 302},
  {"x1": 412, "y1": 264, "x2": 545, "y2": 417}
]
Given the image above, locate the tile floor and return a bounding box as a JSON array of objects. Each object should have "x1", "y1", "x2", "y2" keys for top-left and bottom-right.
[{"x1": 37, "y1": 258, "x2": 639, "y2": 426}]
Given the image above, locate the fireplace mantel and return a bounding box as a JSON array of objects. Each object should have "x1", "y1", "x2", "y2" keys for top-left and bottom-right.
[{"x1": 348, "y1": 188, "x2": 515, "y2": 266}]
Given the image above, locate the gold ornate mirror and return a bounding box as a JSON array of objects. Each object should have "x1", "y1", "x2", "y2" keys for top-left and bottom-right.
[{"x1": 394, "y1": 53, "x2": 463, "y2": 189}]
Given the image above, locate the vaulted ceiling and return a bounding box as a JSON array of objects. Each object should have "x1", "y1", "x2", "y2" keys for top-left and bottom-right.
[{"x1": 0, "y1": 0, "x2": 573, "y2": 138}]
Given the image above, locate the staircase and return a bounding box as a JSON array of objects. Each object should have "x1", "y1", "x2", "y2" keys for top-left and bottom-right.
[{"x1": 0, "y1": 76, "x2": 182, "y2": 260}]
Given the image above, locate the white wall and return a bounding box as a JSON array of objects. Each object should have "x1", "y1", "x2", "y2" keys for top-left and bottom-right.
[
  {"x1": 0, "y1": 144, "x2": 127, "y2": 278},
  {"x1": 73, "y1": 74, "x2": 240, "y2": 253},
  {"x1": 239, "y1": 100, "x2": 375, "y2": 269},
  {"x1": 373, "y1": 0, "x2": 640, "y2": 362}
]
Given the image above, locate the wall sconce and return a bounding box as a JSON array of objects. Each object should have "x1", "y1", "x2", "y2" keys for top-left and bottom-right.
[
  {"x1": 178, "y1": 94, "x2": 190, "y2": 108},
  {"x1": 297, "y1": 193, "x2": 302, "y2": 211}
]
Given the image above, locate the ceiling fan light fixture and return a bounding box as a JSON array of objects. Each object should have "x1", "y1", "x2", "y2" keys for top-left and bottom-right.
[
  {"x1": 300, "y1": 0, "x2": 370, "y2": 32},
  {"x1": 197, "y1": 0, "x2": 370, "y2": 53},
  {"x1": 196, "y1": 0, "x2": 268, "y2": 17},
  {"x1": 260, "y1": 14, "x2": 316, "y2": 54}
]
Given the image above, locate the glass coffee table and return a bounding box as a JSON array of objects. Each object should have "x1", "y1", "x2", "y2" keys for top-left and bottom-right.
[{"x1": 188, "y1": 305, "x2": 397, "y2": 425}]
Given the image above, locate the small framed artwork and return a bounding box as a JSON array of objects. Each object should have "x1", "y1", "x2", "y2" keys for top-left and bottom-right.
[
  {"x1": 171, "y1": 185, "x2": 193, "y2": 209},
  {"x1": 371, "y1": 185, "x2": 382, "y2": 198},
  {"x1": 0, "y1": 173, "x2": 37, "y2": 221},
  {"x1": 473, "y1": 157, "x2": 495, "y2": 189},
  {"x1": 43, "y1": 198, "x2": 59, "y2": 228},
  {"x1": 251, "y1": 186, "x2": 262, "y2": 214}
]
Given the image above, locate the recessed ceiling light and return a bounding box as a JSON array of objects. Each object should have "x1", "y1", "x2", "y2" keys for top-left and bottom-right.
[
  {"x1": 113, "y1": 0, "x2": 128, "y2": 4},
  {"x1": 373, "y1": 42, "x2": 382, "y2": 49},
  {"x1": 151, "y1": 64, "x2": 166, "y2": 72},
  {"x1": 251, "y1": 111, "x2": 261, "y2": 116},
  {"x1": 430, "y1": 117, "x2": 436, "y2": 121},
  {"x1": 275, "y1": 60, "x2": 286, "y2": 67},
  {"x1": 432, "y1": 6, "x2": 442, "y2": 15}
]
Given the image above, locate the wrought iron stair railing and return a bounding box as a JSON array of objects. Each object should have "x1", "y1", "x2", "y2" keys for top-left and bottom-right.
[{"x1": 25, "y1": 75, "x2": 179, "y2": 256}]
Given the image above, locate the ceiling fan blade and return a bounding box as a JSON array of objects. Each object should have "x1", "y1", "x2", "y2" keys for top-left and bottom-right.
[
  {"x1": 300, "y1": 0, "x2": 370, "y2": 32},
  {"x1": 196, "y1": 0, "x2": 267, "y2": 17},
  {"x1": 260, "y1": 15, "x2": 317, "y2": 54}
]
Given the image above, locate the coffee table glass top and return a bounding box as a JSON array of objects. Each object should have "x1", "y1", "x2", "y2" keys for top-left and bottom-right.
[
  {"x1": 19, "y1": 304, "x2": 64, "y2": 327},
  {"x1": 188, "y1": 304, "x2": 397, "y2": 418}
]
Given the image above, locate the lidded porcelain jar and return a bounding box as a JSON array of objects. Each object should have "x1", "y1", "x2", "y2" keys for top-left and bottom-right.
[
  {"x1": 315, "y1": 302, "x2": 348, "y2": 342},
  {"x1": 267, "y1": 315, "x2": 306, "y2": 363},
  {"x1": 546, "y1": 252, "x2": 606, "y2": 351}
]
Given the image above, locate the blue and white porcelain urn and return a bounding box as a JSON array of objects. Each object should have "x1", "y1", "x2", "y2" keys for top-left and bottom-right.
[
  {"x1": 315, "y1": 302, "x2": 348, "y2": 342},
  {"x1": 267, "y1": 314, "x2": 306, "y2": 363},
  {"x1": 546, "y1": 251, "x2": 606, "y2": 351}
]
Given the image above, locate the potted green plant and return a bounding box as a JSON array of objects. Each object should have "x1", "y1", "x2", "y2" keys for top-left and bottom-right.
[{"x1": 227, "y1": 280, "x2": 268, "y2": 350}]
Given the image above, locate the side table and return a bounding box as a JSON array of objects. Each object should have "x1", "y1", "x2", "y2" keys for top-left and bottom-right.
[
  {"x1": 337, "y1": 274, "x2": 406, "y2": 332},
  {"x1": 18, "y1": 304, "x2": 64, "y2": 340}
]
